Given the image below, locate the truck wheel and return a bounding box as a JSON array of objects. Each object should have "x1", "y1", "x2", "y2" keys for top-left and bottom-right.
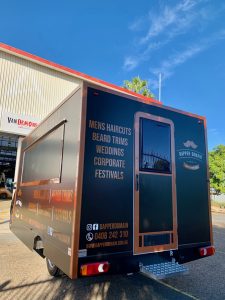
[
  {"x1": 1, "y1": 193, "x2": 7, "y2": 199},
  {"x1": 46, "y1": 258, "x2": 61, "y2": 277}
]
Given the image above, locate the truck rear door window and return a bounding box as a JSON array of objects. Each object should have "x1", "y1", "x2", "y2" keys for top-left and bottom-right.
[
  {"x1": 140, "y1": 118, "x2": 171, "y2": 173},
  {"x1": 21, "y1": 125, "x2": 64, "y2": 185}
]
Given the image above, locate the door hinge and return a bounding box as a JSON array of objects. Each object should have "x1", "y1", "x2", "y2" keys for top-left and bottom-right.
[{"x1": 136, "y1": 174, "x2": 139, "y2": 191}]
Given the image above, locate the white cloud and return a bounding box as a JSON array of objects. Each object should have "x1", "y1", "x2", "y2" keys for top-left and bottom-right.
[
  {"x1": 140, "y1": 0, "x2": 199, "y2": 44},
  {"x1": 129, "y1": 16, "x2": 146, "y2": 32},
  {"x1": 123, "y1": 0, "x2": 225, "y2": 95},
  {"x1": 150, "y1": 30, "x2": 225, "y2": 80},
  {"x1": 148, "y1": 78, "x2": 161, "y2": 91},
  {"x1": 123, "y1": 56, "x2": 139, "y2": 71},
  {"x1": 123, "y1": 0, "x2": 203, "y2": 72},
  {"x1": 151, "y1": 45, "x2": 203, "y2": 77},
  {"x1": 208, "y1": 128, "x2": 219, "y2": 135}
]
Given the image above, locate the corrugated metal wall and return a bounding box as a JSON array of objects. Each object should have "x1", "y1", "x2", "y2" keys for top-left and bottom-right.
[{"x1": 0, "y1": 50, "x2": 81, "y2": 121}]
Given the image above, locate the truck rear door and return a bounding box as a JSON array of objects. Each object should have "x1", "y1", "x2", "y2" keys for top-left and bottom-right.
[{"x1": 134, "y1": 112, "x2": 178, "y2": 254}]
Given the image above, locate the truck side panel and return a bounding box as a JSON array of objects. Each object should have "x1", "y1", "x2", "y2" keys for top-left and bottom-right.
[{"x1": 11, "y1": 88, "x2": 83, "y2": 277}]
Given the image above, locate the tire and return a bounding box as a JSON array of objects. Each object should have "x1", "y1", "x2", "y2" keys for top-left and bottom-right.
[
  {"x1": 46, "y1": 258, "x2": 61, "y2": 277},
  {"x1": 1, "y1": 193, "x2": 7, "y2": 199}
]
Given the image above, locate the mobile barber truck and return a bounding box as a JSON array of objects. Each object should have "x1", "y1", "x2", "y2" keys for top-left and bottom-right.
[{"x1": 10, "y1": 80, "x2": 214, "y2": 279}]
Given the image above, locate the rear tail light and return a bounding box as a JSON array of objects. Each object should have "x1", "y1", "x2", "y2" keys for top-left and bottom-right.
[
  {"x1": 199, "y1": 246, "x2": 215, "y2": 257},
  {"x1": 80, "y1": 261, "x2": 110, "y2": 276}
]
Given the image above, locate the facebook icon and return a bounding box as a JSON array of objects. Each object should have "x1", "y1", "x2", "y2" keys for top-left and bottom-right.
[{"x1": 93, "y1": 224, "x2": 99, "y2": 230}]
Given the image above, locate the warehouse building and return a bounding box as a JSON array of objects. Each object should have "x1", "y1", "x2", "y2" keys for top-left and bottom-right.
[
  {"x1": 0, "y1": 43, "x2": 82, "y2": 186},
  {"x1": 0, "y1": 43, "x2": 151, "y2": 187}
]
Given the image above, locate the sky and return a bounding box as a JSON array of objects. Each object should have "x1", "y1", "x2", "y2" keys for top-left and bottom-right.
[{"x1": 0, "y1": 0, "x2": 225, "y2": 150}]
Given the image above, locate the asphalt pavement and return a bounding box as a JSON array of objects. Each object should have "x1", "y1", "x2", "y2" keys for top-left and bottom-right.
[{"x1": 1, "y1": 199, "x2": 225, "y2": 300}]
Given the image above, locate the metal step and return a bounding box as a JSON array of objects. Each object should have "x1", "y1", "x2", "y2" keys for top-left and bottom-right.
[{"x1": 140, "y1": 260, "x2": 188, "y2": 279}]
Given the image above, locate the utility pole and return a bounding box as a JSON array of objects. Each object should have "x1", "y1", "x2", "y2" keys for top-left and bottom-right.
[{"x1": 158, "y1": 73, "x2": 162, "y2": 102}]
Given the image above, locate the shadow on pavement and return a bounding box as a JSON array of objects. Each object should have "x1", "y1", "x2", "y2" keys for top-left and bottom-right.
[
  {"x1": 0, "y1": 280, "x2": 11, "y2": 291},
  {"x1": 162, "y1": 224, "x2": 225, "y2": 300},
  {"x1": 0, "y1": 220, "x2": 9, "y2": 225},
  {"x1": 0, "y1": 273, "x2": 193, "y2": 300}
]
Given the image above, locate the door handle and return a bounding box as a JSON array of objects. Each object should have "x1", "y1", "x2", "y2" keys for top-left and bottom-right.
[{"x1": 136, "y1": 174, "x2": 139, "y2": 191}]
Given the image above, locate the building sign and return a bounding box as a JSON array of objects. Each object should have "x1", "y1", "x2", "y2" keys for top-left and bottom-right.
[
  {"x1": 0, "y1": 111, "x2": 40, "y2": 135},
  {"x1": 178, "y1": 140, "x2": 203, "y2": 171}
]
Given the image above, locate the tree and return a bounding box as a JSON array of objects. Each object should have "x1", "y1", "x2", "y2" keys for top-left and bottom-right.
[
  {"x1": 123, "y1": 76, "x2": 154, "y2": 98},
  {"x1": 209, "y1": 145, "x2": 225, "y2": 195}
]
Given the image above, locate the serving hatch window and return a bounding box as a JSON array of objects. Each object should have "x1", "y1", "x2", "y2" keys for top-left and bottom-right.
[
  {"x1": 140, "y1": 118, "x2": 171, "y2": 173},
  {"x1": 22, "y1": 124, "x2": 65, "y2": 185}
]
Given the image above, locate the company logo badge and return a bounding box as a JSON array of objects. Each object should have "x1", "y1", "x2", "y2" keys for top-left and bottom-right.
[
  {"x1": 183, "y1": 140, "x2": 198, "y2": 149},
  {"x1": 178, "y1": 140, "x2": 203, "y2": 171},
  {"x1": 7, "y1": 117, "x2": 38, "y2": 129}
]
